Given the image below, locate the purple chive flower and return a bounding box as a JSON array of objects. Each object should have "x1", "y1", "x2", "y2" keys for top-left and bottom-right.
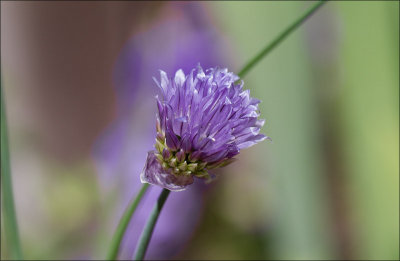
[
  {"x1": 94, "y1": 2, "x2": 228, "y2": 259},
  {"x1": 141, "y1": 65, "x2": 267, "y2": 191}
]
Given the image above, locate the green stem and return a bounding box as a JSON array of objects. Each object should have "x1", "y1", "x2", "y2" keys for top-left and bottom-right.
[
  {"x1": 1, "y1": 79, "x2": 23, "y2": 260},
  {"x1": 238, "y1": 0, "x2": 327, "y2": 78},
  {"x1": 107, "y1": 183, "x2": 150, "y2": 260},
  {"x1": 133, "y1": 189, "x2": 170, "y2": 260}
]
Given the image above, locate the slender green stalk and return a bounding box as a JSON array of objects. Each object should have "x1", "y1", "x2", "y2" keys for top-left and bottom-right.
[
  {"x1": 1, "y1": 80, "x2": 23, "y2": 260},
  {"x1": 107, "y1": 183, "x2": 150, "y2": 260},
  {"x1": 133, "y1": 189, "x2": 170, "y2": 260},
  {"x1": 238, "y1": 0, "x2": 327, "y2": 78}
]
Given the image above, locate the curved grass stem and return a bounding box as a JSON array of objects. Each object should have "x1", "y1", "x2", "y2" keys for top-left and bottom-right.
[
  {"x1": 107, "y1": 183, "x2": 150, "y2": 260},
  {"x1": 1, "y1": 79, "x2": 23, "y2": 260},
  {"x1": 238, "y1": 0, "x2": 327, "y2": 78}
]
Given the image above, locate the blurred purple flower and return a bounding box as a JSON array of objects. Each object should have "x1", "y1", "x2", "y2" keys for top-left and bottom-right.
[
  {"x1": 93, "y1": 3, "x2": 227, "y2": 259},
  {"x1": 141, "y1": 66, "x2": 267, "y2": 191}
]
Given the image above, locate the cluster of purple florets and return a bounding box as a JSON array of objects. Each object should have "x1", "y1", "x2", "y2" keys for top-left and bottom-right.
[{"x1": 141, "y1": 65, "x2": 267, "y2": 191}]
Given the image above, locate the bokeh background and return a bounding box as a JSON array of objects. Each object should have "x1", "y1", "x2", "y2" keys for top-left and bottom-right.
[{"x1": 1, "y1": 1, "x2": 398, "y2": 260}]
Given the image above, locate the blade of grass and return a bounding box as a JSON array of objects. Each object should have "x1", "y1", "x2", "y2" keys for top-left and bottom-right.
[
  {"x1": 238, "y1": 0, "x2": 327, "y2": 78},
  {"x1": 1, "y1": 79, "x2": 23, "y2": 260},
  {"x1": 107, "y1": 183, "x2": 150, "y2": 260},
  {"x1": 133, "y1": 188, "x2": 170, "y2": 260}
]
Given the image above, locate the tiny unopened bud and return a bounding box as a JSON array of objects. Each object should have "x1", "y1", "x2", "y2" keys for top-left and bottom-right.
[
  {"x1": 162, "y1": 148, "x2": 171, "y2": 160},
  {"x1": 176, "y1": 149, "x2": 185, "y2": 162},
  {"x1": 156, "y1": 132, "x2": 164, "y2": 142},
  {"x1": 155, "y1": 139, "x2": 164, "y2": 153},
  {"x1": 178, "y1": 161, "x2": 187, "y2": 171},
  {"x1": 155, "y1": 153, "x2": 164, "y2": 163},
  {"x1": 197, "y1": 162, "x2": 207, "y2": 170},
  {"x1": 187, "y1": 163, "x2": 198, "y2": 172},
  {"x1": 169, "y1": 157, "x2": 177, "y2": 167},
  {"x1": 162, "y1": 162, "x2": 169, "y2": 169},
  {"x1": 156, "y1": 118, "x2": 162, "y2": 133}
]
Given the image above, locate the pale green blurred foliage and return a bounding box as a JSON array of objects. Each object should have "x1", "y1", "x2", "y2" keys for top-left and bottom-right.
[{"x1": 337, "y1": 2, "x2": 399, "y2": 259}]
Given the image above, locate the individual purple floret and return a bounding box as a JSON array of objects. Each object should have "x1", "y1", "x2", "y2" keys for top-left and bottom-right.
[{"x1": 141, "y1": 65, "x2": 268, "y2": 191}]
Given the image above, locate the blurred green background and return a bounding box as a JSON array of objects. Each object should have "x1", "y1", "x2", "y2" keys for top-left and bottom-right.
[{"x1": 1, "y1": 1, "x2": 398, "y2": 260}]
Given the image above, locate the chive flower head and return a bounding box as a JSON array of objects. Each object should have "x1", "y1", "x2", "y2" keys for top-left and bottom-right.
[{"x1": 141, "y1": 65, "x2": 267, "y2": 191}]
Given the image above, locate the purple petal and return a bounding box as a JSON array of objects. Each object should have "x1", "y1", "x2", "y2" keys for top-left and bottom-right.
[
  {"x1": 180, "y1": 133, "x2": 192, "y2": 153},
  {"x1": 237, "y1": 134, "x2": 267, "y2": 149},
  {"x1": 202, "y1": 149, "x2": 228, "y2": 163},
  {"x1": 188, "y1": 150, "x2": 203, "y2": 162},
  {"x1": 140, "y1": 151, "x2": 194, "y2": 191},
  {"x1": 165, "y1": 128, "x2": 180, "y2": 151},
  {"x1": 174, "y1": 69, "x2": 186, "y2": 87},
  {"x1": 159, "y1": 70, "x2": 169, "y2": 95}
]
